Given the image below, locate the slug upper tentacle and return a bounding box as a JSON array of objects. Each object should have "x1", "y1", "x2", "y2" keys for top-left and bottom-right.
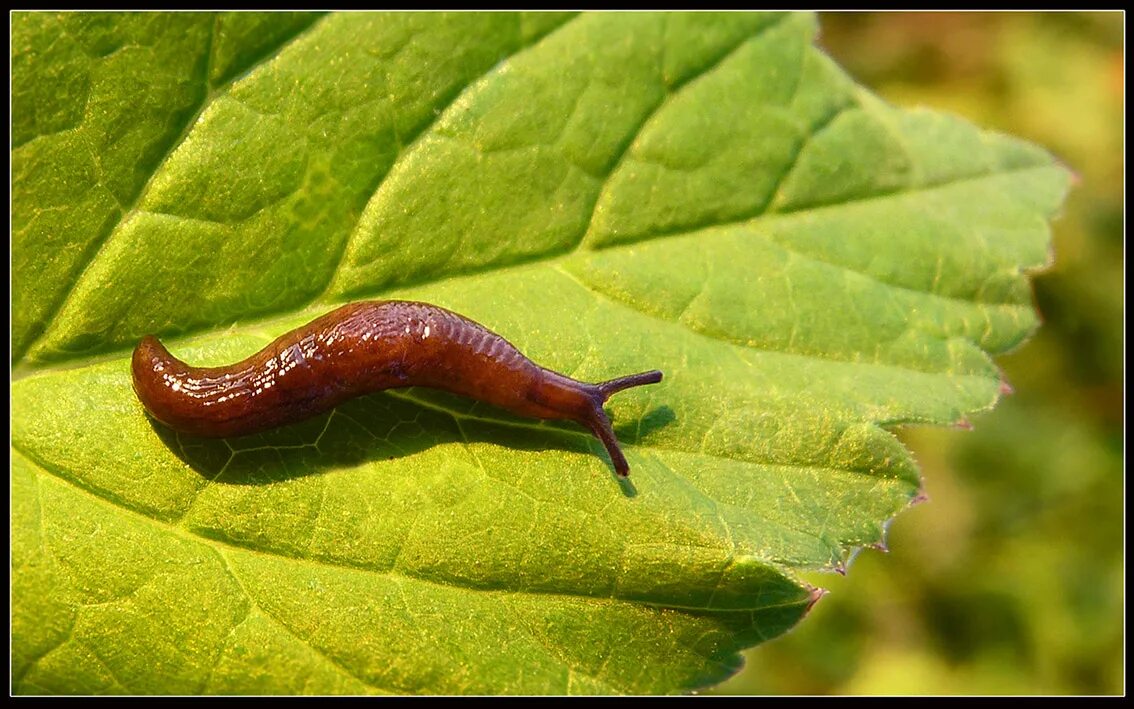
[{"x1": 131, "y1": 300, "x2": 663, "y2": 477}]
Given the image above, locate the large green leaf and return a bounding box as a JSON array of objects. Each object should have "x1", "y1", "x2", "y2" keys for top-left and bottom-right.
[{"x1": 10, "y1": 11, "x2": 1068, "y2": 695}]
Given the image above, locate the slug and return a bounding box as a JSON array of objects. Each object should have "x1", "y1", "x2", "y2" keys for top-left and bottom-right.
[{"x1": 131, "y1": 300, "x2": 663, "y2": 477}]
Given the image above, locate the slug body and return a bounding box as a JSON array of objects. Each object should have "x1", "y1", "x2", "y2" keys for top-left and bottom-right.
[{"x1": 131, "y1": 301, "x2": 662, "y2": 476}]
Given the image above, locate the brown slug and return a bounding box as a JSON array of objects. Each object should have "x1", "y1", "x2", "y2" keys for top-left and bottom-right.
[{"x1": 131, "y1": 300, "x2": 663, "y2": 476}]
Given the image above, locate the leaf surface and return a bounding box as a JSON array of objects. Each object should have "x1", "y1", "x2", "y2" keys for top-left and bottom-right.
[{"x1": 11, "y1": 11, "x2": 1067, "y2": 694}]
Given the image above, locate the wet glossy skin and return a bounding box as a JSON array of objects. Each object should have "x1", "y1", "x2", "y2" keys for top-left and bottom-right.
[{"x1": 131, "y1": 300, "x2": 662, "y2": 476}]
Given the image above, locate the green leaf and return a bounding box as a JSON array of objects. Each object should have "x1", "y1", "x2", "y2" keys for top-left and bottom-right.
[{"x1": 10, "y1": 11, "x2": 1068, "y2": 695}]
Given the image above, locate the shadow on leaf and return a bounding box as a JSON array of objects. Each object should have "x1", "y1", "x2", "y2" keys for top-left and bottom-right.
[{"x1": 148, "y1": 388, "x2": 674, "y2": 489}]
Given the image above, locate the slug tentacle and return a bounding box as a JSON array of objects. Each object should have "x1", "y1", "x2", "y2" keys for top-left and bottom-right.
[
  {"x1": 575, "y1": 370, "x2": 663, "y2": 477},
  {"x1": 580, "y1": 405, "x2": 631, "y2": 477},
  {"x1": 597, "y1": 370, "x2": 664, "y2": 400},
  {"x1": 132, "y1": 300, "x2": 664, "y2": 477}
]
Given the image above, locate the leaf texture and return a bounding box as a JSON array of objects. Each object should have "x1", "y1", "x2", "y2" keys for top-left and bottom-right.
[{"x1": 11, "y1": 11, "x2": 1068, "y2": 694}]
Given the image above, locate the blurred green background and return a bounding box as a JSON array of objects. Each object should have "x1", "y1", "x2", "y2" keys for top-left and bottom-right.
[{"x1": 712, "y1": 12, "x2": 1124, "y2": 695}]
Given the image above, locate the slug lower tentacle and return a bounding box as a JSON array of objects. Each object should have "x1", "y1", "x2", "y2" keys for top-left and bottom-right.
[{"x1": 131, "y1": 300, "x2": 663, "y2": 477}]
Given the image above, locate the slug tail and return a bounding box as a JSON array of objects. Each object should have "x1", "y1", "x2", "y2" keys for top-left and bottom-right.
[{"x1": 596, "y1": 370, "x2": 663, "y2": 400}]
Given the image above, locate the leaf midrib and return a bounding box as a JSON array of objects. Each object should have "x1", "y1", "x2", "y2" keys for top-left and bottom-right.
[{"x1": 20, "y1": 449, "x2": 814, "y2": 615}]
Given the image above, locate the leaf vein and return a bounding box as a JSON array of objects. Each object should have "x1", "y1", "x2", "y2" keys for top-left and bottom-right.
[
  {"x1": 17, "y1": 14, "x2": 327, "y2": 366},
  {"x1": 579, "y1": 14, "x2": 790, "y2": 247},
  {"x1": 321, "y1": 12, "x2": 584, "y2": 299},
  {"x1": 24, "y1": 452, "x2": 807, "y2": 613},
  {"x1": 210, "y1": 544, "x2": 391, "y2": 693}
]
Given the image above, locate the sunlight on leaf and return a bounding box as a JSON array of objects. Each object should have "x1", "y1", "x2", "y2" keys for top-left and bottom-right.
[{"x1": 11, "y1": 11, "x2": 1067, "y2": 695}]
